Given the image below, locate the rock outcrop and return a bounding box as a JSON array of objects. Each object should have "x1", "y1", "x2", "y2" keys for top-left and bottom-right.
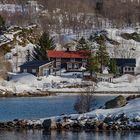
[{"x1": 105, "y1": 95, "x2": 127, "y2": 109}]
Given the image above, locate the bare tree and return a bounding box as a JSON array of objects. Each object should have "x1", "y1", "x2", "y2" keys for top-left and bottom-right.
[
  {"x1": 74, "y1": 85, "x2": 96, "y2": 114},
  {"x1": 0, "y1": 51, "x2": 12, "y2": 80}
]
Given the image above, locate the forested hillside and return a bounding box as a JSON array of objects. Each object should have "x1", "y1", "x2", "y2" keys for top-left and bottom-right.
[{"x1": 0, "y1": 0, "x2": 139, "y2": 33}]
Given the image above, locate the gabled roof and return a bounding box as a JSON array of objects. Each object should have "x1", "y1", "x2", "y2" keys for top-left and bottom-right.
[
  {"x1": 47, "y1": 50, "x2": 89, "y2": 59},
  {"x1": 111, "y1": 58, "x2": 136, "y2": 67},
  {"x1": 20, "y1": 60, "x2": 51, "y2": 68}
]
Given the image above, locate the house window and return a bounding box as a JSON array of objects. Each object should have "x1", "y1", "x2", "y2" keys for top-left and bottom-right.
[
  {"x1": 125, "y1": 67, "x2": 127, "y2": 71},
  {"x1": 132, "y1": 67, "x2": 134, "y2": 71},
  {"x1": 56, "y1": 58, "x2": 61, "y2": 61},
  {"x1": 74, "y1": 64, "x2": 79, "y2": 69},
  {"x1": 56, "y1": 62, "x2": 61, "y2": 68},
  {"x1": 82, "y1": 58, "x2": 87, "y2": 62},
  {"x1": 23, "y1": 69, "x2": 27, "y2": 73},
  {"x1": 128, "y1": 67, "x2": 131, "y2": 71},
  {"x1": 71, "y1": 58, "x2": 75, "y2": 62},
  {"x1": 67, "y1": 63, "x2": 72, "y2": 69},
  {"x1": 32, "y1": 69, "x2": 36, "y2": 73},
  {"x1": 43, "y1": 69, "x2": 49, "y2": 76},
  {"x1": 82, "y1": 62, "x2": 87, "y2": 67}
]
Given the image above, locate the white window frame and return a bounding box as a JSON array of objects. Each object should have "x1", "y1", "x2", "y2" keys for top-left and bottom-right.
[
  {"x1": 71, "y1": 58, "x2": 75, "y2": 62},
  {"x1": 32, "y1": 69, "x2": 36, "y2": 73},
  {"x1": 56, "y1": 58, "x2": 61, "y2": 61},
  {"x1": 82, "y1": 62, "x2": 87, "y2": 67},
  {"x1": 82, "y1": 58, "x2": 87, "y2": 62},
  {"x1": 23, "y1": 69, "x2": 27, "y2": 73},
  {"x1": 74, "y1": 63, "x2": 79, "y2": 69},
  {"x1": 67, "y1": 63, "x2": 72, "y2": 69},
  {"x1": 43, "y1": 69, "x2": 49, "y2": 76}
]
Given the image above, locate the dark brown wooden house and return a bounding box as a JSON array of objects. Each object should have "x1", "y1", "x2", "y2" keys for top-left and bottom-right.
[{"x1": 47, "y1": 50, "x2": 89, "y2": 72}]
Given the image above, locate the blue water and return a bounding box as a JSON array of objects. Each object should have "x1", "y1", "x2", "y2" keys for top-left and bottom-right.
[
  {"x1": 0, "y1": 95, "x2": 115, "y2": 121},
  {"x1": 0, "y1": 95, "x2": 139, "y2": 140},
  {"x1": 0, "y1": 130, "x2": 139, "y2": 140}
]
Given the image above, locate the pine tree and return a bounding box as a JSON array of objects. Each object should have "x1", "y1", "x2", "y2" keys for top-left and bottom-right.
[
  {"x1": 0, "y1": 15, "x2": 5, "y2": 32},
  {"x1": 87, "y1": 55, "x2": 100, "y2": 77},
  {"x1": 96, "y1": 44, "x2": 110, "y2": 73},
  {"x1": 32, "y1": 32, "x2": 55, "y2": 60},
  {"x1": 26, "y1": 49, "x2": 31, "y2": 62},
  {"x1": 76, "y1": 37, "x2": 90, "y2": 50},
  {"x1": 109, "y1": 59, "x2": 118, "y2": 76}
]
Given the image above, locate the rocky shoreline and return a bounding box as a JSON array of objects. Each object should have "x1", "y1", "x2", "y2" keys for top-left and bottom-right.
[
  {"x1": 0, "y1": 91, "x2": 140, "y2": 98},
  {"x1": 0, "y1": 95, "x2": 139, "y2": 132},
  {"x1": 0, "y1": 91, "x2": 56, "y2": 97},
  {"x1": 0, "y1": 113, "x2": 140, "y2": 132}
]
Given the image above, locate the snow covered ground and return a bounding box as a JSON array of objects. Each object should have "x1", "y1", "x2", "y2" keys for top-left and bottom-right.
[
  {"x1": 6, "y1": 72, "x2": 84, "y2": 93},
  {"x1": 30, "y1": 97, "x2": 140, "y2": 128},
  {"x1": 96, "y1": 74, "x2": 140, "y2": 92},
  {"x1": 0, "y1": 72, "x2": 138, "y2": 94},
  {"x1": 0, "y1": 26, "x2": 140, "y2": 94}
]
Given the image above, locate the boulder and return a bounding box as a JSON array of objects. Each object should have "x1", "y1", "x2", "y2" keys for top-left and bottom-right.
[
  {"x1": 105, "y1": 95, "x2": 127, "y2": 109},
  {"x1": 98, "y1": 122, "x2": 108, "y2": 130},
  {"x1": 71, "y1": 122, "x2": 83, "y2": 131},
  {"x1": 42, "y1": 119, "x2": 57, "y2": 130},
  {"x1": 51, "y1": 120, "x2": 57, "y2": 130},
  {"x1": 42, "y1": 119, "x2": 52, "y2": 130}
]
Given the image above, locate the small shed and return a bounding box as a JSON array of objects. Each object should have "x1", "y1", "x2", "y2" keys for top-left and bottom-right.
[{"x1": 20, "y1": 60, "x2": 54, "y2": 77}]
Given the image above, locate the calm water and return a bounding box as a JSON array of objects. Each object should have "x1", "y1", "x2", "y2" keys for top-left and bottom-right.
[
  {"x1": 0, "y1": 130, "x2": 140, "y2": 140},
  {"x1": 0, "y1": 95, "x2": 115, "y2": 121},
  {"x1": 0, "y1": 95, "x2": 139, "y2": 140}
]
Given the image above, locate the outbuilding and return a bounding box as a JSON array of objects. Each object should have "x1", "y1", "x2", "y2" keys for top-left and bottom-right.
[{"x1": 20, "y1": 60, "x2": 54, "y2": 76}]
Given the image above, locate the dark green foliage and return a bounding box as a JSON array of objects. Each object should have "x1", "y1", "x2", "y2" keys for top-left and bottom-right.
[
  {"x1": 32, "y1": 32, "x2": 55, "y2": 60},
  {"x1": 26, "y1": 49, "x2": 32, "y2": 62},
  {"x1": 96, "y1": 44, "x2": 110, "y2": 73},
  {"x1": 0, "y1": 15, "x2": 5, "y2": 31},
  {"x1": 76, "y1": 37, "x2": 90, "y2": 50},
  {"x1": 109, "y1": 59, "x2": 118, "y2": 76},
  {"x1": 38, "y1": 32, "x2": 55, "y2": 50},
  {"x1": 95, "y1": 35, "x2": 106, "y2": 45},
  {"x1": 87, "y1": 55, "x2": 100, "y2": 77}
]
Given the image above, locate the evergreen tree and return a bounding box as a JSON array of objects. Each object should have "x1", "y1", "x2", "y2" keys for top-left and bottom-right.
[
  {"x1": 0, "y1": 15, "x2": 5, "y2": 32},
  {"x1": 96, "y1": 44, "x2": 110, "y2": 73},
  {"x1": 109, "y1": 59, "x2": 118, "y2": 76},
  {"x1": 26, "y1": 49, "x2": 31, "y2": 62},
  {"x1": 32, "y1": 32, "x2": 55, "y2": 60},
  {"x1": 87, "y1": 55, "x2": 100, "y2": 77},
  {"x1": 76, "y1": 37, "x2": 90, "y2": 50}
]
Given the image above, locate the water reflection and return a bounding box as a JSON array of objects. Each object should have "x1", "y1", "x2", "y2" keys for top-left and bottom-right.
[{"x1": 0, "y1": 130, "x2": 140, "y2": 140}]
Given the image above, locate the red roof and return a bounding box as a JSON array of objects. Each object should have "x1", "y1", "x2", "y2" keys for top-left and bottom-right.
[{"x1": 48, "y1": 50, "x2": 89, "y2": 59}]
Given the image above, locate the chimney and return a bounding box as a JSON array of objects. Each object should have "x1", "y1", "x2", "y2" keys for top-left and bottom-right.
[{"x1": 66, "y1": 48, "x2": 70, "y2": 52}]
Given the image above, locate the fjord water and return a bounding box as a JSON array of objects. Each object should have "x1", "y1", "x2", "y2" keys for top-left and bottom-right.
[
  {"x1": 0, "y1": 95, "x2": 115, "y2": 121},
  {"x1": 0, "y1": 130, "x2": 140, "y2": 140},
  {"x1": 0, "y1": 95, "x2": 139, "y2": 140}
]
